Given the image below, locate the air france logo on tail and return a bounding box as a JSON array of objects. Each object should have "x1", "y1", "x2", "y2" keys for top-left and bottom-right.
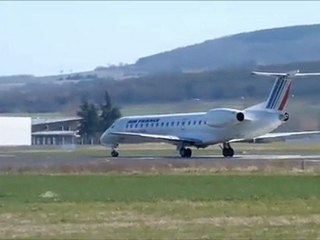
[{"x1": 266, "y1": 77, "x2": 292, "y2": 111}]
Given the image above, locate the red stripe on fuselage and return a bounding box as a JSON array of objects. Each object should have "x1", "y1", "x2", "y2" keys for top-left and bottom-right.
[{"x1": 278, "y1": 84, "x2": 291, "y2": 111}]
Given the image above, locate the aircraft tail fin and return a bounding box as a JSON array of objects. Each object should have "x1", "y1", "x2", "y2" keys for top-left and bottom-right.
[
  {"x1": 251, "y1": 70, "x2": 320, "y2": 111},
  {"x1": 265, "y1": 77, "x2": 291, "y2": 111}
]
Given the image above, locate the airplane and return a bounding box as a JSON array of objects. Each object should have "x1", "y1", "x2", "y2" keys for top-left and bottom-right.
[{"x1": 100, "y1": 70, "x2": 320, "y2": 158}]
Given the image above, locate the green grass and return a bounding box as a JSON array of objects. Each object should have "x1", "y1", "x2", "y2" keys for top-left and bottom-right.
[
  {"x1": 1, "y1": 141, "x2": 320, "y2": 239},
  {"x1": 0, "y1": 174, "x2": 320, "y2": 239},
  {"x1": 0, "y1": 174, "x2": 320, "y2": 203}
]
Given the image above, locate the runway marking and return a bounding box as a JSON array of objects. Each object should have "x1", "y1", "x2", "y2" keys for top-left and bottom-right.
[
  {"x1": 304, "y1": 159, "x2": 320, "y2": 163},
  {"x1": 237, "y1": 155, "x2": 320, "y2": 160},
  {"x1": 112, "y1": 155, "x2": 320, "y2": 161},
  {"x1": 0, "y1": 154, "x2": 16, "y2": 158}
]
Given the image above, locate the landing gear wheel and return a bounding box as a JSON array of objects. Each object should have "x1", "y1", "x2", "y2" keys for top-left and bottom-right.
[
  {"x1": 222, "y1": 148, "x2": 234, "y2": 157},
  {"x1": 185, "y1": 148, "x2": 192, "y2": 158},
  {"x1": 111, "y1": 150, "x2": 119, "y2": 157},
  {"x1": 179, "y1": 148, "x2": 192, "y2": 158},
  {"x1": 222, "y1": 143, "x2": 234, "y2": 157}
]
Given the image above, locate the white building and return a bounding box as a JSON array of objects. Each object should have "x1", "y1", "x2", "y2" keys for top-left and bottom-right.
[{"x1": 0, "y1": 117, "x2": 31, "y2": 146}]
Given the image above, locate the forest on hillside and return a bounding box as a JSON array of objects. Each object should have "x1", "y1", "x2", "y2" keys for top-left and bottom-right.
[{"x1": 1, "y1": 61, "x2": 320, "y2": 113}]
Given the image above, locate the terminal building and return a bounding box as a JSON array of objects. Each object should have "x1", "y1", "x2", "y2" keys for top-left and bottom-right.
[
  {"x1": 31, "y1": 117, "x2": 81, "y2": 145},
  {"x1": 0, "y1": 116, "x2": 101, "y2": 146}
]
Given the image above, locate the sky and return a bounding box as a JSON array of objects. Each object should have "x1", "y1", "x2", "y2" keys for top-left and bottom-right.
[{"x1": 1, "y1": 1, "x2": 320, "y2": 76}]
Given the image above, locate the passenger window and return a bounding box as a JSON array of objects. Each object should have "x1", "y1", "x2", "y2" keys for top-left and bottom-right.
[
  {"x1": 156, "y1": 123, "x2": 159, "y2": 127},
  {"x1": 146, "y1": 123, "x2": 149, "y2": 128},
  {"x1": 193, "y1": 120, "x2": 197, "y2": 125},
  {"x1": 182, "y1": 121, "x2": 185, "y2": 126},
  {"x1": 151, "y1": 123, "x2": 154, "y2": 127},
  {"x1": 188, "y1": 121, "x2": 191, "y2": 125},
  {"x1": 140, "y1": 124, "x2": 143, "y2": 128},
  {"x1": 199, "y1": 120, "x2": 202, "y2": 125},
  {"x1": 165, "y1": 122, "x2": 169, "y2": 127},
  {"x1": 171, "y1": 122, "x2": 174, "y2": 126},
  {"x1": 177, "y1": 122, "x2": 180, "y2": 126},
  {"x1": 135, "y1": 124, "x2": 138, "y2": 128}
]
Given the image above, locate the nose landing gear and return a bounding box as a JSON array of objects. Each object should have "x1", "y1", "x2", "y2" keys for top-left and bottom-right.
[
  {"x1": 111, "y1": 149, "x2": 119, "y2": 157},
  {"x1": 111, "y1": 144, "x2": 119, "y2": 157}
]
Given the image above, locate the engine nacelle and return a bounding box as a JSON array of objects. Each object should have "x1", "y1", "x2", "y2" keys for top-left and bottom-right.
[
  {"x1": 279, "y1": 112, "x2": 289, "y2": 122},
  {"x1": 206, "y1": 108, "x2": 245, "y2": 128}
]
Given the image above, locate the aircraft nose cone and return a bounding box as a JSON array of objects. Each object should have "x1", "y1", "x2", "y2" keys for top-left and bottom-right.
[{"x1": 100, "y1": 131, "x2": 107, "y2": 144}]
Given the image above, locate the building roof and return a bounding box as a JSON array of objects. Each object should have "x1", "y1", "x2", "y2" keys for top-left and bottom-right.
[
  {"x1": 32, "y1": 117, "x2": 82, "y2": 125},
  {"x1": 32, "y1": 130, "x2": 80, "y2": 136}
]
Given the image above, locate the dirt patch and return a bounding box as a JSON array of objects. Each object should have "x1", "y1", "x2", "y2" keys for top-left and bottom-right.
[{"x1": 1, "y1": 212, "x2": 320, "y2": 238}]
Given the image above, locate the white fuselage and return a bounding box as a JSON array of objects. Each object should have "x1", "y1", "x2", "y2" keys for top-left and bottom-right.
[{"x1": 100, "y1": 107, "x2": 284, "y2": 147}]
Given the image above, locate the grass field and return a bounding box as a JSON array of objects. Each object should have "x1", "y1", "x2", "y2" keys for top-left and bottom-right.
[{"x1": 0, "y1": 174, "x2": 320, "y2": 239}]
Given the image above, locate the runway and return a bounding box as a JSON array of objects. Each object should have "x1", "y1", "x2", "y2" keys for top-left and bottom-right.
[{"x1": 0, "y1": 152, "x2": 319, "y2": 173}]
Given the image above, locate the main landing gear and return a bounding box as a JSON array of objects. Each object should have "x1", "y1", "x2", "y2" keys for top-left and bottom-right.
[
  {"x1": 222, "y1": 142, "x2": 234, "y2": 157},
  {"x1": 179, "y1": 147, "x2": 192, "y2": 158}
]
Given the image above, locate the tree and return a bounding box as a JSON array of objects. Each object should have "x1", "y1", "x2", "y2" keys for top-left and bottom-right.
[
  {"x1": 99, "y1": 90, "x2": 121, "y2": 132},
  {"x1": 77, "y1": 99, "x2": 100, "y2": 144},
  {"x1": 76, "y1": 90, "x2": 121, "y2": 144}
]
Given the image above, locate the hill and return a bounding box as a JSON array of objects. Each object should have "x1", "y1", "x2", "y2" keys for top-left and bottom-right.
[{"x1": 134, "y1": 24, "x2": 320, "y2": 73}]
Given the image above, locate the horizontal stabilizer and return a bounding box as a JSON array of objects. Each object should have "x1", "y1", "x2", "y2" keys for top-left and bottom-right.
[{"x1": 251, "y1": 70, "x2": 320, "y2": 78}]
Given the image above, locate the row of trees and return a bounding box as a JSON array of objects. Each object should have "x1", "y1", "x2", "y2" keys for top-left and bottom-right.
[{"x1": 77, "y1": 90, "x2": 121, "y2": 144}]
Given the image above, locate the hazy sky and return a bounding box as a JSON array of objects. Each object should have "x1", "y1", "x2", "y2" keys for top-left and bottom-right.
[{"x1": 1, "y1": 1, "x2": 320, "y2": 76}]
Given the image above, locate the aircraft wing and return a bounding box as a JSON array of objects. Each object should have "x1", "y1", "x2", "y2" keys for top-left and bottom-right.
[
  {"x1": 110, "y1": 132, "x2": 203, "y2": 145},
  {"x1": 231, "y1": 131, "x2": 320, "y2": 143}
]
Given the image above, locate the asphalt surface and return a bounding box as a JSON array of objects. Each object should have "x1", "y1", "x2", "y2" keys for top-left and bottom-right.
[{"x1": 0, "y1": 151, "x2": 319, "y2": 173}]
